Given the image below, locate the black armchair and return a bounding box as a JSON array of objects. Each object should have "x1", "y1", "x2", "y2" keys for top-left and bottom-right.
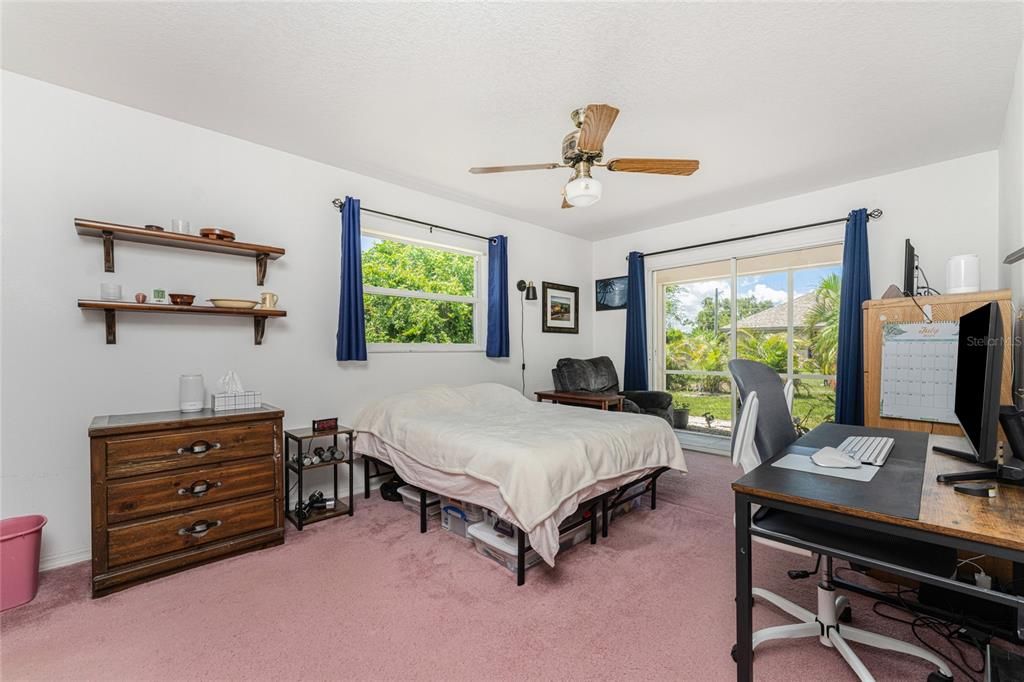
[{"x1": 551, "y1": 356, "x2": 674, "y2": 425}]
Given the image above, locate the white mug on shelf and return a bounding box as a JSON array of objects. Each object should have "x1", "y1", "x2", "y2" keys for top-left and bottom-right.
[
  {"x1": 259, "y1": 292, "x2": 279, "y2": 309},
  {"x1": 170, "y1": 218, "x2": 190, "y2": 234}
]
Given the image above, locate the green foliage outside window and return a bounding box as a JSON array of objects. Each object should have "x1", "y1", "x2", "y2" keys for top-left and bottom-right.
[
  {"x1": 361, "y1": 237, "x2": 476, "y2": 344},
  {"x1": 664, "y1": 273, "x2": 843, "y2": 432}
]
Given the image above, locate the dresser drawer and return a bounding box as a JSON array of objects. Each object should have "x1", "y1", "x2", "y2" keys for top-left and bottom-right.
[
  {"x1": 105, "y1": 422, "x2": 275, "y2": 478},
  {"x1": 106, "y1": 457, "x2": 276, "y2": 524},
  {"x1": 107, "y1": 494, "x2": 276, "y2": 568}
]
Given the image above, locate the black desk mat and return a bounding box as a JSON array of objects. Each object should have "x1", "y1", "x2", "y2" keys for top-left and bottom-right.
[{"x1": 735, "y1": 423, "x2": 929, "y2": 520}]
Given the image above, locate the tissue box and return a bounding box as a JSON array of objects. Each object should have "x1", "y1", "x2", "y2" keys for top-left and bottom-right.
[{"x1": 212, "y1": 391, "x2": 262, "y2": 412}]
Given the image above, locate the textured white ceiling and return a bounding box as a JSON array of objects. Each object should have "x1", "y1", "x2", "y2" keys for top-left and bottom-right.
[{"x1": 3, "y1": 2, "x2": 1021, "y2": 239}]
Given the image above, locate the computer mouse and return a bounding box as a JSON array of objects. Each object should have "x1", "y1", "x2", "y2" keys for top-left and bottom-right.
[{"x1": 811, "y1": 447, "x2": 862, "y2": 469}]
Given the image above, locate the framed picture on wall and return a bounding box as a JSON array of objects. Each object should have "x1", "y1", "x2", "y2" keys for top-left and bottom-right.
[
  {"x1": 595, "y1": 276, "x2": 628, "y2": 311},
  {"x1": 542, "y1": 282, "x2": 579, "y2": 334}
]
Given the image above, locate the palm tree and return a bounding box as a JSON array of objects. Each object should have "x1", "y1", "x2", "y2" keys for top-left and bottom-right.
[
  {"x1": 667, "y1": 329, "x2": 730, "y2": 393},
  {"x1": 804, "y1": 273, "x2": 841, "y2": 377},
  {"x1": 737, "y1": 331, "x2": 789, "y2": 372}
]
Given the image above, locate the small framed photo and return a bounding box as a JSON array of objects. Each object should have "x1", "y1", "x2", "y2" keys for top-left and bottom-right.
[
  {"x1": 542, "y1": 282, "x2": 579, "y2": 334},
  {"x1": 595, "y1": 276, "x2": 628, "y2": 311}
]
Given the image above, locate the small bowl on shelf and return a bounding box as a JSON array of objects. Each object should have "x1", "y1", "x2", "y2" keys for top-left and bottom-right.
[
  {"x1": 168, "y1": 293, "x2": 195, "y2": 306},
  {"x1": 199, "y1": 227, "x2": 236, "y2": 242}
]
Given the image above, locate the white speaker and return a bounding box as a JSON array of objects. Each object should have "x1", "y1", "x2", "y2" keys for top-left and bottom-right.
[
  {"x1": 179, "y1": 374, "x2": 205, "y2": 413},
  {"x1": 946, "y1": 254, "x2": 979, "y2": 294}
]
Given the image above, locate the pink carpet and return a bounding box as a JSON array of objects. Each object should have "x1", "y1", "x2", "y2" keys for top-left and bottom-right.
[{"x1": 0, "y1": 452, "x2": 1003, "y2": 680}]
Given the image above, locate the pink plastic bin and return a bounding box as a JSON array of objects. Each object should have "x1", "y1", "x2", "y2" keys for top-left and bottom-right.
[{"x1": 1, "y1": 515, "x2": 47, "y2": 611}]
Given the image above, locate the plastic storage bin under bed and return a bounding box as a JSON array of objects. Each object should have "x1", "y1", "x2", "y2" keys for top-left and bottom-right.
[
  {"x1": 397, "y1": 485, "x2": 441, "y2": 517},
  {"x1": 466, "y1": 520, "x2": 590, "y2": 573},
  {"x1": 441, "y1": 496, "x2": 486, "y2": 539}
]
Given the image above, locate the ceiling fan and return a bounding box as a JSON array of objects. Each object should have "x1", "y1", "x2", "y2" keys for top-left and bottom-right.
[{"x1": 469, "y1": 104, "x2": 699, "y2": 208}]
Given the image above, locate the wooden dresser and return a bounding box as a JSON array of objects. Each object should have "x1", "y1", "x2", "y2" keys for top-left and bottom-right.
[{"x1": 88, "y1": 405, "x2": 284, "y2": 596}]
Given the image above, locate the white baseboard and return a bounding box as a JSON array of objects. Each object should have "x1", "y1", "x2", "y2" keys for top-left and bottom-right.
[{"x1": 40, "y1": 548, "x2": 90, "y2": 572}]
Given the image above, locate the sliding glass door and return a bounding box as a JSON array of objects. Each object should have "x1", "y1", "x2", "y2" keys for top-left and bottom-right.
[
  {"x1": 660, "y1": 259, "x2": 734, "y2": 436},
  {"x1": 657, "y1": 243, "x2": 843, "y2": 438}
]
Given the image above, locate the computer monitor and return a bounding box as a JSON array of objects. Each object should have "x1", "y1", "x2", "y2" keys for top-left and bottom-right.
[
  {"x1": 903, "y1": 239, "x2": 917, "y2": 296},
  {"x1": 936, "y1": 302, "x2": 1024, "y2": 485},
  {"x1": 952, "y1": 302, "x2": 1003, "y2": 463}
]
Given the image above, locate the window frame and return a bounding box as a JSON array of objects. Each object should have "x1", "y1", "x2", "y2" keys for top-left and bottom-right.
[
  {"x1": 653, "y1": 238, "x2": 844, "y2": 437},
  {"x1": 361, "y1": 228, "x2": 486, "y2": 353}
]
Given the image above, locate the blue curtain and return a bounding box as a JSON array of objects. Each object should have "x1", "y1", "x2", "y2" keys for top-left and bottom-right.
[
  {"x1": 835, "y1": 208, "x2": 871, "y2": 425},
  {"x1": 624, "y1": 251, "x2": 649, "y2": 390},
  {"x1": 486, "y1": 235, "x2": 510, "y2": 358},
  {"x1": 336, "y1": 196, "x2": 367, "y2": 361}
]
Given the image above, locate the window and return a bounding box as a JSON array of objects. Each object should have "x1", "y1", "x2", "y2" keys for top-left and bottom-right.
[
  {"x1": 656, "y1": 243, "x2": 843, "y2": 437},
  {"x1": 361, "y1": 232, "x2": 483, "y2": 350}
]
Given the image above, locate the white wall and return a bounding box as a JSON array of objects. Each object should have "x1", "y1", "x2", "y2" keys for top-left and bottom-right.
[
  {"x1": 0, "y1": 72, "x2": 594, "y2": 568},
  {"x1": 592, "y1": 152, "x2": 1000, "y2": 377},
  {"x1": 0, "y1": 70, "x2": 1010, "y2": 569},
  {"x1": 999, "y1": 44, "x2": 1024, "y2": 301}
]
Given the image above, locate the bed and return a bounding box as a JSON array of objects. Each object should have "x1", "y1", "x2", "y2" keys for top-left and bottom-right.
[{"x1": 353, "y1": 383, "x2": 688, "y2": 582}]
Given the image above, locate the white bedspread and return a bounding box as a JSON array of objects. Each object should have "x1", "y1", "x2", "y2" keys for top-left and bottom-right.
[{"x1": 353, "y1": 383, "x2": 687, "y2": 564}]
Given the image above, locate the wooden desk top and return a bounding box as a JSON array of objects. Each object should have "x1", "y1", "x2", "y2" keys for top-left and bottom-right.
[
  {"x1": 733, "y1": 430, "x2": 1024, "y2": 555},
  {"x1": 917, "y1": 435, "x2": 1024, "y2": 553},
  {"x1": 534, "y1": 390, "x2": 624, "y2": 407}
]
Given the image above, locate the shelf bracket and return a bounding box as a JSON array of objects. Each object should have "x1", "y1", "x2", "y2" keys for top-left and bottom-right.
[
  {"x1": 254, "y1": 316, "x2": 267, "y2": 345},
  {"x1": 104, "y1": 309, "x2": 116, "y2": 344},
  {"x1": 256, "y1": 253, "x2": 268, "y2": 286},
  {"x1": 102, "y1": 231, "x2": 115, "y2": 272}
]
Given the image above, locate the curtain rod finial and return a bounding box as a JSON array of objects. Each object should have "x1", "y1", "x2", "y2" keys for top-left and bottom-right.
[
  {"x1": 868, "y1": 208, "x2": 883, "y2": 220},
  {"x1": 332, "y1": 198, "x2": 344, "y2": 210}
]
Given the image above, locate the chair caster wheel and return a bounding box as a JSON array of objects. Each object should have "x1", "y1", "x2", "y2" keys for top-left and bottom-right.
[
  {"x1": 731, "y1": 644, "x2": 737, "y2": 663},
  {"x1": 839, "y1": 606, "x2": 852, "y2": 623},
  {"x1": 927, "y1": 673, "x2": 953, "y2": 682}
]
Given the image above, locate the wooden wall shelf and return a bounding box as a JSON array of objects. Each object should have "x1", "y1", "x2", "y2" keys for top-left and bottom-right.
[
  {"x1": 78, "y1": 299, "x2": 286, "y2": 345},
  {"x1": 75, "y1": 219, "x2": 285, "y2": 285}
]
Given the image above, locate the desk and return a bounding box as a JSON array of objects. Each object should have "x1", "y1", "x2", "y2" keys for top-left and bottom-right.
[
  {"x1": 732, "y1": 424, "x2": 1024, "y2": 682},
  {"x1": 534, "y1": 390, "x2": 625, "y2": 411}
]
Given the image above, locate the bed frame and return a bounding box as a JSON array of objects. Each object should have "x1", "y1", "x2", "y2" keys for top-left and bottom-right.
[{"x1": 362, "y1": 454, "x2": 670, "y2": 586}]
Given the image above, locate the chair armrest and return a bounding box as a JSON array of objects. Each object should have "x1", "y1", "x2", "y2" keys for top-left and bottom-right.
[{"x1": 620, "y1": 390, "x2": 673, "y2": 410}]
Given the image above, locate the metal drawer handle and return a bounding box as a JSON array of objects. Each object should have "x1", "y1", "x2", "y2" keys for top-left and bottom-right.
[
  {"x1": 177, "y1": 519, "x2": 222, "y2": 538},
  {"x1": 177, "y1": 480, "x2": 223, "y2": 497},
  {"x1": 176, "y1": 440, "x2": 222, "y2": 457}
]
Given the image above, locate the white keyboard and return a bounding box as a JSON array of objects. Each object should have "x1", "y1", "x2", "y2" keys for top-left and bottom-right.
[{"x1": 837, "y1": 436, "x2": 895, "y2": 466}]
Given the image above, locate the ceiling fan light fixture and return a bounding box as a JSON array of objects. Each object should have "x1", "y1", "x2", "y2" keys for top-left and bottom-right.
[{"x1": 564, "y1": 175, "x2": 602, "y2": 207}]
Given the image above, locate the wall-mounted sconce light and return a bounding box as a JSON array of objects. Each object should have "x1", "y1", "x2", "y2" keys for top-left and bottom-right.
[
  {"x1": 517, "y1": 279, "x2": 537, "y2": 300},
  {"x1": 515, "y1": 280, "x2": 537, "y2": 393}
]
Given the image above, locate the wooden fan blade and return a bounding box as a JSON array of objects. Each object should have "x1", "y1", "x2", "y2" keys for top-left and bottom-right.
[
  {"x1": 468, "y1": 163, "x2": 561, "y2": 174},
  {"x1": 577, "y1": 104, "x2": 620, "y2": 154},
  {"x1": 562, "y1": 196, "x2": 573, "y2": 209},
  {"x1": 605, "y1": 158, "x2": 700, "y2": 175}
]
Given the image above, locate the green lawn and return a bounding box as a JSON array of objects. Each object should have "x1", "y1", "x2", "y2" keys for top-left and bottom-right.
[{"x1": 671, "y1": 381, "x2": 835, "y2": 433}]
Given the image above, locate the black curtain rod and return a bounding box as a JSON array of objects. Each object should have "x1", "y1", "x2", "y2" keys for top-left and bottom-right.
[
  {"x1": 632, "y1": 208, "x2": 883, "y2": 260},
  {"x1": 332, "y1": 198, "x2": 494, "y2": 244}
]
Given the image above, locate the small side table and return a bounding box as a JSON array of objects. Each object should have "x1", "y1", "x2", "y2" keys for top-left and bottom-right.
[
  {"x1": 535, "y1": 390, "x2": 625, "y2": 411},
  {"x1": 284, "y1": 425, "x2": 354, "y2": 530}
]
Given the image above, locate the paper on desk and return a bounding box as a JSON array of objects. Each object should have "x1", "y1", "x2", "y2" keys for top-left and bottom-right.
[{"x1": 772, "y1": 453, "x2": 880, "y2": 482}]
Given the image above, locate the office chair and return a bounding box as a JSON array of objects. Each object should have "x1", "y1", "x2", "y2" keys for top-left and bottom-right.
[{"x1": 728, "y1": 359, "x2": 953, "y2": 682}]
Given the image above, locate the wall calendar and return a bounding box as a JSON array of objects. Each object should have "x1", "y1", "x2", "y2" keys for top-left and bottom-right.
[{"x1": 879, "y1": 321, "x2": 959, "y2": 424}]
